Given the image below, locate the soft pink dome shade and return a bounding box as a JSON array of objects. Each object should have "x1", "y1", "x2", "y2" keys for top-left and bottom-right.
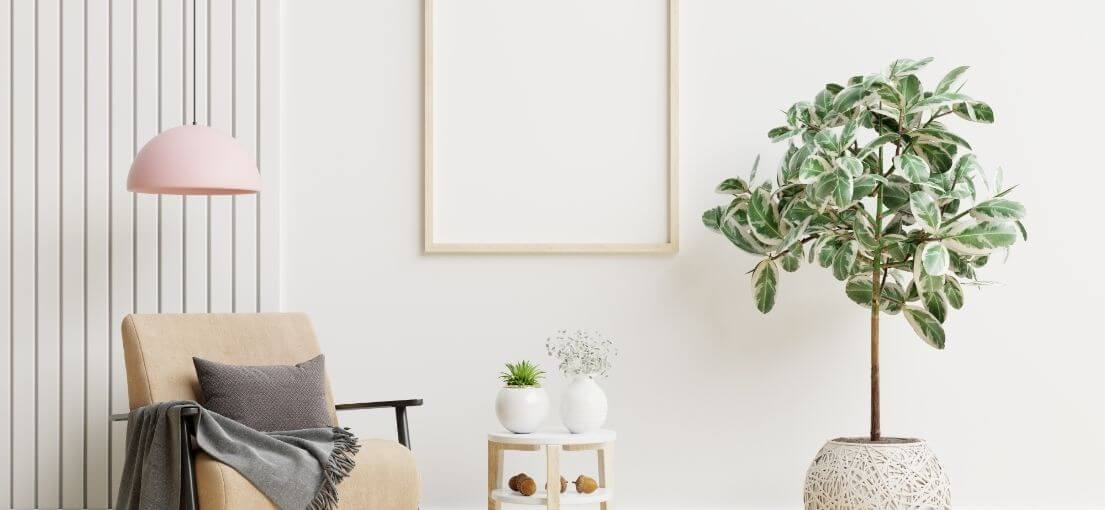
[{"x1": 127, "y1": 125, "x2": 260, "y2": 195}]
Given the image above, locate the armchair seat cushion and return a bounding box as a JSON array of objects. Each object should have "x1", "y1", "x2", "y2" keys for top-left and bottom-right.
[{"x1": 196, "y1": 438, "x2": 420, "y2": 510}]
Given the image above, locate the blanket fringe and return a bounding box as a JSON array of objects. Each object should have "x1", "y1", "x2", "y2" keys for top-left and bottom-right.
[{"x1": 307, "y1": 427, "x2": 361, "y2": 510}]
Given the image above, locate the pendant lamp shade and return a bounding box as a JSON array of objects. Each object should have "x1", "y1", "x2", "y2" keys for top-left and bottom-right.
[{"x1": 127, "y1": 125, "x2": 260, "y2": 195}]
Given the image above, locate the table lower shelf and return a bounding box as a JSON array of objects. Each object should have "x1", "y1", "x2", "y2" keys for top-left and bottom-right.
[{"x1": 491, "y1": 488, "x2": 611, "y2": 506}]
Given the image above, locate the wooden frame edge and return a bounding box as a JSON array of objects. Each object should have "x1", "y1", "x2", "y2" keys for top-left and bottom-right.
[{"x1": 422, "y1": 0, "x2": 679, "y2": 255}]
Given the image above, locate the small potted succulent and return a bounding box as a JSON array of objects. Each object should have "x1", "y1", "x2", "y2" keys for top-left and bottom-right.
[
  {"x1": 546, "y1": 330, "x2": 617, "y2": 433},
  {"x1": 495, "y1": 361, "x2": 549, "y2": 434}
]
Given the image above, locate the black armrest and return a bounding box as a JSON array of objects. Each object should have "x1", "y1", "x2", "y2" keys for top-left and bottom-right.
[
  {"x1": 335, "y1": 398, "x2": 423, "y2": 449},
  {"x1": 334, "y1": 398, "x2": 423, "y2": 411}
]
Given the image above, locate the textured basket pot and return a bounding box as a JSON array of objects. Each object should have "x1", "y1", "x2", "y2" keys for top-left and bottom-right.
[
  {"x1": 804, "y1": 437, "x2": 951, "y2": 510},
  {"x1": 495, "y1": 386, "x2": 549, "y2": 434},
  {"x1": 560, "y1": 375, "x2": 608, "y2": 433}
]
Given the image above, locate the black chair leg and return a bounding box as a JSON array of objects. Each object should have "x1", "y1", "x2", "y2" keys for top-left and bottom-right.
[
  {"x1": 180, "y1": 412, "x2": 199, "y2": 510},
  {"x1": 395, "y1": 406, "x2": 411, "y2": 449}
]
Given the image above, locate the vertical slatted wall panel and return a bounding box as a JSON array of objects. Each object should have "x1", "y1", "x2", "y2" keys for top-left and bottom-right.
[{"x1": 0, "y1": 0, "x2": 279, "y2": 507}]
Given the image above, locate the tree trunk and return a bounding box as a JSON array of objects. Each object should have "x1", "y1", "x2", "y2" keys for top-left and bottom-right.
[
  {"x1": 870, "y1": 278, "x2": 881, "y2": 442},
  {"x1": 870, "y1": 182, "x2": 885, "y2": 443}
]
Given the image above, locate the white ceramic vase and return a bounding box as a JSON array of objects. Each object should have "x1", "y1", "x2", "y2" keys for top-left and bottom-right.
[
  {"x1": 494, "y1": 386, "x2": 549, "y2": 434},
  {"x1": 559, "y1": 375, "x2": 608, "y2": 433},
  {"x1": 804, "y1": 437, "x2": 951, "y2": 509}
]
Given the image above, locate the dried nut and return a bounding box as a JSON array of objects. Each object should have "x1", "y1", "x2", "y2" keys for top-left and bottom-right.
[
  {"x1": 574, "y1": 475, "x2": 598, "y2": 494},
  {"x1": 508, "y1": 473, "x2": 529, "y2": 492},
  {"x1": 518, "y1": 477, "x2": 538, "y2": 497},
  {"x1": 560, "y1": 476, "x2": 568, "y2": 493}
]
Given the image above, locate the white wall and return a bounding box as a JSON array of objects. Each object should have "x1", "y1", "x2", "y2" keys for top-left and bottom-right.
[{"x1": 281, "y1": 0, "x2": 1105, "y2": 508}]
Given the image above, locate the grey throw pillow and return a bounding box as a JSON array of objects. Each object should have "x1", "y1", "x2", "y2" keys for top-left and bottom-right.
[{"x1": 193, "y1": 354, "x2": 332, "y2": 432}]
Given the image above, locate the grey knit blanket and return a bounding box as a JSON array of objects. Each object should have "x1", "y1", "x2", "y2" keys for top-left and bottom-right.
[{"x1": 115, "y1": 401, "x2": 359, "y2": 510}]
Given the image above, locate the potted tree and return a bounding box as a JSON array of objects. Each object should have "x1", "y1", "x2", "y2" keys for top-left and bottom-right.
[{"x1": 703, "y1": 58, "x2": 1025, "y2": 509}]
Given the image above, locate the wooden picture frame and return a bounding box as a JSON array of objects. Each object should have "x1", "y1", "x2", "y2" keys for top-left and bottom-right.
[{"x1": 423, "y1": 0, "x2": 679, "y2": 254}]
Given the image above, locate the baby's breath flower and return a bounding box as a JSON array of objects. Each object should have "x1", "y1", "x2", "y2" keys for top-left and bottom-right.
[{"x1": 545, "y1": 330, "x2": 617, "y2": 378}]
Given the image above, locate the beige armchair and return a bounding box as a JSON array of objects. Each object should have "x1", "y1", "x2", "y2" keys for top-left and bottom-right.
[{"x1": 115, "y1": 312, "x2": 421, "y2": 510}]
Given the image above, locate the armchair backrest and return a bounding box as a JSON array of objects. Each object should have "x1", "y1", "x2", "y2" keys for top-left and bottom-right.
[{"x1": 121, "y1": 312, "x2": 339, "y2": 426}]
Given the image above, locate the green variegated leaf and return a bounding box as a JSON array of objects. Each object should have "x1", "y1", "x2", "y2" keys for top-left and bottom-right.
[
  {"x1": 814, "y1": 130, "x2": 841, "y2": 154},
  {"x1": 882, "y1": 176, "x2": 912, "y2": 211},
  {"x1": 702, "y1": 207, "x2": 723, "y2": 232},
  {"x1": 910, "y1": 191, "x2": 941, "y2": 233},
  {"x1": 912, "y1": 92, "x2": 971, "y2": 111},
  {"x1": 832, "y1": 241, "x2": 859, "y2": 281},
  {"x1": 845, "y1": 274, "x2": 905, "y2": 314},
  {"x1": 833, "y1": 86, "x2": 866, "y2": 113},
  {"x1": 895, "y1": 154, "x2": 931, "y2": 183},
  {"x1": 852, "y1": 173, "x2": 886, "y2": 200},
  {"x1": 970, "y1": 198, "x2": 1026, "y2": 222},
  {"x1": 818, "y1": 239, "x2": 839, "y2": 268},
  {"x1": 857, "y1": 133, "x2": 899, "y2": 159},
  {"x1": 776, "y1": 218, "x2": 812, "y2": 254},
  {"x1": 769, "y1": 126, "x2": 802, "y2": 143},
  {"x1": 798, "y1": 155, "x2": 831, "y2": 184},
  {"x1": 782, "y1": 198, "x2": 819, "y2": 224},
  {"x1": 840, "y1": 121, "x2": 858, "y2": 149},
  {"x1": 747, "y1": 188, "x2": 784, "y2": 243},
  {"x1": 935, "y1": 65, "x2": 969, "y2": 94},
  {"x1": 897, "y1": 75, "x2": 922, "y2": 105},
  {"x1": 920, "y1": 242, "x2": 950, "y2": 276},
  {"x1": 1015, "y1": 220, "x2": 1028, "y2": 241},
  {"x1": 830, "y1": 167, "x2": 853, "y2": 207},
  {"x1": 752, "y1": 259, "x2": 779, "y2": 314},
  {"x1": 748, "y1": 155, "x2": 762, "y2": 185},
  {"x1": 923, "y1": 291, "x2": 948, "y2": 323},
  {"x1": 814, "y1": 89, "x2": 834, "y2": 115},
  {"x1": 838, "y1": 156, "x2": 863, "y2": 177},
  {"x1": 904, "y1": 306, "x2": 946, "y2": 349},
  {"x1": 787, "y1": 144, "x2": 812, "y2": 176},
  {"x1": 914, "y1": 142, "x2": 956, "y2": 175},
  {"x1": 913, "y1": 127, "x2": 972, "y2": 150},
  {"x1": 854, "y1": 213, "x2": 879, "y2": 251},
  {"x1": 716, "y1": 177, "x2": 749, "y2": 195},
  {"x1": 944, "y1": 276, "x2": 964, "y2": 309},
  {"x1": 941, "y1": 221, "x2": 1018, "y2": 256},
  {"x1": 780, "y1": 253, "x2": 800, "y2": 272},
  {"x1": 948, "y1": 251, "x2": 976, "y2": 279},
  {"x1": 952, "y1": 153, "x2": 980, "y2": 183},
  {"x1": 728, "y1": 215, "x2": 768, "y2": 255},
  {"x1": 890, "y1": 57, "x2": 934, "y2": 77},
  {"x1": 913, "y1": 245, "x2": 946, "y2": 296},
  {"x1": 953, "y1": 101, "x2": 994, "y2": 123},
  {"x1": 705, "y1": 206, "x2": 765, "y2": 255}
]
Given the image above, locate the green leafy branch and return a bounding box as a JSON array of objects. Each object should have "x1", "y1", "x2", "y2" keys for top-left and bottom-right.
[{"x1": 703, "y1": 58, "x2": 1025, "y2": 349}]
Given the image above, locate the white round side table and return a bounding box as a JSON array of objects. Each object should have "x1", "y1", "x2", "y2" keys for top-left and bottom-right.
[{"x1": 487, "y1": 429, "x2": 615, "y2": 510}]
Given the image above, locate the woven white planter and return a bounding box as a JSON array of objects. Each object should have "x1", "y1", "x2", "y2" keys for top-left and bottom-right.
[{"x1": 804, "y1": 437, "x2": 951, "y2": 510}]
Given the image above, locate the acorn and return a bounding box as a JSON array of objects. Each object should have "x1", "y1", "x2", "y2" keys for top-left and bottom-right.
[
  {"x1": 508, "y1": 473, "x2": 529, "y2": 492},
  {"x1": 518, "y1": 476, "x2": 537, "y2": 496},
  {"x1": 574, "y1": 475, "x2": 598, "y2": 494},
  {"x1": 560, "y1": 475, "x2": 568, "y2": 493}
]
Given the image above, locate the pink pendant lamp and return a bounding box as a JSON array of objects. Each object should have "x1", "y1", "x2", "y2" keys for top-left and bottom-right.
[
  {"x1": 128, "y1": 125, "x2": 259, "y2": 195},
  {"x1": 127, "y1": 0, "x2": 259, "y2": 196}
]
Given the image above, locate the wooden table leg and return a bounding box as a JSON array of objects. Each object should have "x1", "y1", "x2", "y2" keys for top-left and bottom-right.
[
  {"x1": 598, "y1": 442, "x2": 613, "y2": 510},
  {"x1": 546, "y1": 444, "x2": 560, "y2": 510},
  {"x1": 488, "y1": 441, "x2": 503, "y2": 510}
]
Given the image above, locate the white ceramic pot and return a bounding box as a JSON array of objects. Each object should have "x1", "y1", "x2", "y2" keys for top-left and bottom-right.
[
  {"x1": 495, "y1": 386, "x2": 549, "y2": 434},
  {"x1": 559, "y1": 375, "x2": 608, "y2": 433},
  {"x1": 804, "y1": 437, "x2": 951, "y2": 509}
]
